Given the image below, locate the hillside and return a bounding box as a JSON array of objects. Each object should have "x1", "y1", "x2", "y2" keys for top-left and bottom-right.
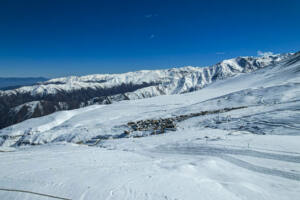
[
  {"x1": 0, "y1": 53, "x2": 291, "y2": 129},
  {"x1": 0, "y1": 52, "x2": 299, "y2": 200}
]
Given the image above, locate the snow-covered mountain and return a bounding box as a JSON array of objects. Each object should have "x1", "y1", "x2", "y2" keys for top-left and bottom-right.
[
  {"x1": 0, "y1": 53, "x2": 292, "y2": 129},
  {"x1": 0, "y1": 52, "x2": 300, "y2": 200},
  {"x1": 0, "y1": 51, "x2": 299, "y2": 146}
]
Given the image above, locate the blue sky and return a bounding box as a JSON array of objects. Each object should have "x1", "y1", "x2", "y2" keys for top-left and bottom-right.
[{"x1": 0, "y1": 0, "x2": 300, "y2": 78}]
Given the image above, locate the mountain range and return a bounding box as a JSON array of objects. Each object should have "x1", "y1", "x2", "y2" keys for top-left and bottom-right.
[
  {"x1": 1, "y1": 51, "x2": 300, "y2": 200},
  {"x1": 0, "y1": 53, "x2": 293, "y2": 129}
]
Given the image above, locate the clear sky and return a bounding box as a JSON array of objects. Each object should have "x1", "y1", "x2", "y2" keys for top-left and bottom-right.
[{"x1": 0, "y1": 0, "x2": 300, "y2": 78}]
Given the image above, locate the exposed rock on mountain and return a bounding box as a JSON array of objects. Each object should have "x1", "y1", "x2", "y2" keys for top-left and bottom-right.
[
  {"x1": 0, "y1": 53, "x2": 292, "y2": 129},
  {"x1": 0, "y1": 52, "x2": 299, "y2": 147}
]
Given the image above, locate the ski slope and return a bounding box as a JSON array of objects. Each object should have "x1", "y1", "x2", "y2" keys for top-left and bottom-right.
[{"x1": 0, "y1": 52, "x2": 299, "y2": 200}]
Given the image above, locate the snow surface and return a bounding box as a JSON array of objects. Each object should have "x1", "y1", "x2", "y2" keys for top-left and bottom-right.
[{"x1": 0, "y1": 52, "x2": 299, "y2": 200}]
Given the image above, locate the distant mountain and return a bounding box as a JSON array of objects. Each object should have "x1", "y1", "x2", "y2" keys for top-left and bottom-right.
[
  {"x1": 0, "y1": 53, "x2": 294, "y2": 129},
  {"x1": 0, "y1": 51, "x2": 299, "y2": 147},
  {"x1": 0, "y1": 77, "x2": 48, "y2": 90}
]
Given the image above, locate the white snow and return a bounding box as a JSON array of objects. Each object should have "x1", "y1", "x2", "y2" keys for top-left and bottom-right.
[
  {"x1": 0, "y1": 54, "x2": 291, "y2": 97},
  {"x1": 0, "y1": 52, "x2": 299, "y2": 200}
]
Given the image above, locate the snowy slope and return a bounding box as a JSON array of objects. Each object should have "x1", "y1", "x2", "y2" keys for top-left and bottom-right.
[
  {"x1": 0, "y1": 53, "x2": 291, "y2": 129},
  {"x1": 0, "y1": 52, "x2": 300, "y2": 145},
  {"x1": 0, "y1": 52, "x2": 299, "y2": 146},
  {"x1": 0, "y1": 52, "x2": 299, "y2": 200}
]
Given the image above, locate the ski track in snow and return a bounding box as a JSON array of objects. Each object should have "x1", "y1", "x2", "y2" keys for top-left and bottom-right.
[
  {"x1": 154, "y1": 144, "x2": 300, "y2": 181},
  {"x1": 0, "y1": 52, "x2": 300, "y2": 200}
]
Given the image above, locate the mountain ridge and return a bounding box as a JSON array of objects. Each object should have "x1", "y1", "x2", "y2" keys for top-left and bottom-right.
[{"x1": 0, "y1": 53, "x2": 293, "y2": 129}]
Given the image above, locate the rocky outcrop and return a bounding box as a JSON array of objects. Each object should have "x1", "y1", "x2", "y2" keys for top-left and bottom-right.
[
  {"x1": 82, "y1": 106, "x2": 247, "y2": 146},
  {"x1": 127, "y1": 118, "x2": 177, "y2": 135},
  {"x1": 124, "y1": 106, "x2": 247, "y2": 135}
]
